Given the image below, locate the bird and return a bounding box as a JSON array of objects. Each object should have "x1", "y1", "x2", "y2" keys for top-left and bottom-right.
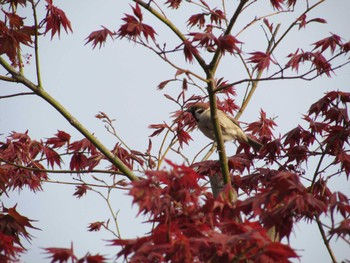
[{"x1": 186, "y1": 103, "x2": 263, "y2": 152}]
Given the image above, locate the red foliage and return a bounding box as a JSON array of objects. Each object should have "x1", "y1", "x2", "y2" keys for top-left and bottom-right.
[
  {"x1": 0, "y1": 232, "x2": 24, "y2": 262},
  {"x1": 1, "y1": 0, "x2": 350, "y2": 261},
  {"x1": 78, "y1": 254, "x2": 107, "y2": 263},
  {"x1": 118, "y1": 4, "x2": 156, "y2": 42},
  {"x1": 0, "y1": 205, "x2": 38, "y2": 261},
  {"x1": 43, "y1": 0, "x2": 73, "y2": 39},
  {"x1": 44, "y1": 244, "x2": 107, "y2": 263},
  {"x1": 0, "y1": 16, "x2": 33, "y2": 65},
  {"x1": 0, "y1": 132, "x2": 49, "y2": 192},
  {"x1": 73, "y1": 185, "x2": 91, "y2": 198},
  {"x1": 312, "y1": 33, "x2": 342, "y2": 54},
  {"x1": 187, "y1": 13, "x2": 206, "y2": 29},
  {"x1": 217, "y1": 35, "x2": 241, "y2": 55},
  {"x1": 87, "y1": 222, "x2": 104, "y2": 232},
  {"x1": 85, "y1": 26, "x2": 116, "y2": 49},
  {"x1": 165, "y1": 0, "x2": 182, "y2": 9},
  {"x1": 246, "y1": 110, "x2": 277, "y2": 141},
  {"x1": 46, "y1": 130, "x2": 71, "y2": 149},
  {"x1": 111, "y1": 162, "x2": 298, "y2": 262},
  {"x1": 44, "y1": 245, "x2": 77, "y2": 263},
  {"x1": 248, "y1": 51, "x2": 275, "y2": 71},
  {"x1": 286, "y1": 49, "x2": 333, "y2": 76},
  {"x1": 182, "y1": 39, "x2": 199, "y2": 62}
]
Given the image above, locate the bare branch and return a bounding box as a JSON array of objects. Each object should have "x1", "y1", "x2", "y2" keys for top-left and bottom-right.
[
  {"x1": 0, "y1": 92, "x2": 35, "y2": 99},
  {"x1": 0, "y1": 57, "x2": 139, "y2": 182}
]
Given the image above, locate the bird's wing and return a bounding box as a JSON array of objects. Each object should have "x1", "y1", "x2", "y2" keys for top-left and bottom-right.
[{"x1": 225, "y1": 114, "x2": 241, "y2": 129}]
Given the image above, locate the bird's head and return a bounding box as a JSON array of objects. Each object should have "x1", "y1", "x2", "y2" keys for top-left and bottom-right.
[{"x1": 185, "y1": 103, "x2": 209, "y2": 122}]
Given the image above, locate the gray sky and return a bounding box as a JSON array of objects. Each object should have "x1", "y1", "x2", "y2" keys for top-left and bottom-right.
[{"x1": 1, "y1": 0, "x2": 350, "y2": 262}]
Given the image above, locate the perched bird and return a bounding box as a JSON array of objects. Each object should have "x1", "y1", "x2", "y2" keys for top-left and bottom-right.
[{"x1": 186, "y1": 103, "x2": 263, "y2": 151}]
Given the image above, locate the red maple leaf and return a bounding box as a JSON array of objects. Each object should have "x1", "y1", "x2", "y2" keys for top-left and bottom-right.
[
  {"x1": 0, "y1": 205, "x2": 39, "y2": 246},
  {"x1": 312, "y1": 33, "x2": 342, "y2": 54},
  {"x1": 3, "y1": 11, "x2": 24, "y2": 29},
  {"x1": 78, "y1": 254, "x2": 107, "y2": 263},
  {"x1": 183, "y1": 40, "x2": 199, "y2": 62},
  {"x1": 342, "y1": 41, "x2": 350, "y2": 53},
  {"x1": 69, "y1": 137, "x2": 97, "y2": 155},
  {"x1": 189, "y1": 32, "x2": 217, "y2": 48},
  {"x1": 247, "y1": 51, "x2": 275, "y2": 71},
  {"x1": 187, "y1": 13, "x2": 206, "y2": 28},
  {"x1": 217, "y1": 35, "x2": 241, "y2": 54},
  {"x1": 245, "y1": 110, "x2": 276, "y2": 140},
  {"x1": 42, "y1": 146, "x2": 61, "y2": 168},
  {"x1": 44, "y1": 0, "x2": 73, "y2": 39},
  {"x1": 70, "y1": 152, "x2": 88, "y2": 171},
  {"x1": 118, "y1": 4, "x2": 156, "y2": 42},
  {"x1": 46, "y1": 130, "x2": 71, "y2": 149},
  {"x1": 177, "y1": 128, "x2": 192, "y2": 148},
  {"x1": 149, "y1": 123, "x2": 169, "y2": 137},
  {"x1": 44, "y1": 244, "x2": 77, "y2": 263},
  {"x1": 1, "y1": 0, "x2": 27, "y2": 8},
  {"x1": 270, "y1": 0, "x2": 284, "y2": 10},
  {"x1": 210, "y1": 9, "x2": 225, "y2": 26},
  {"x1": 312, "y1": 51, "x2": 333, "y2": 77},
  {"x1": 0, "y1": 233, "x2": 24, "y2": 262},
  {"x1": 0, "y1": 20, "x2": 33, "y2": 64},
  {"x1": 165, "y1": 0, "x2": 182, "y2": 9},
  {"x1": 330, "y1": 219, "x2": 350, "y2": 238},
  {"x1": 73, "y1": 185, "x2": 91, "y2": 198},
  {"x1": 87, "y1": 221, "x2": 104, "y2": 232},
  {"x1": 85, "y1": 26, "x2": 116, "y2": 49},
  {"x1": 286, "y1": 49, "x2": 313, "y2": 72},
  {"x1": 335, "y1": 152, "x2": 350, "y2": 178}
]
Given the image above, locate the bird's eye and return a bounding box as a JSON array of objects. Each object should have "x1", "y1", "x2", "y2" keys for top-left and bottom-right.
[{"x1": 196, "y1": 108, "x2": 204, "y2": 114}]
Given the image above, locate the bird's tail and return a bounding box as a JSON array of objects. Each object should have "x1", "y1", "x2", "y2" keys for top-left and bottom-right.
[{"x1": 247, "y1": 137, "x2": 263, "y2": 152}]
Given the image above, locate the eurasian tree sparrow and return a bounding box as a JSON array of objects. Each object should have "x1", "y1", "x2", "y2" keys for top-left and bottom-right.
[{"x1": 186, "y1": 103, "x2": 263, "y2": 152}]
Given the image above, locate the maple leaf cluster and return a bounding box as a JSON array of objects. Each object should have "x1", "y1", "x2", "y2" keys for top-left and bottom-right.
[
  {"x1": 110, "y1": 91, "x2": 350, "y2": 262},
  {"x1": 0, "y1": 128, "x2": 151, "y2": 195},
  {"x1": 1, "y1": 0, "x2": 350, "y2": 262},
  {"x1": 0, "y1": 205, "x2": 38, "y2": 262},
  {"x1": 117, "y1": 4, "x2": 156, "y2": 42},
  {"x1": 111, "y1": 162, "x2": 298, "y2": 262},
  {"x1": 0, "y1": 0, "x2": 72, "y2": 66},
  {"x1": 43, "y1": 244, "x2": 107, "y2": 263}
]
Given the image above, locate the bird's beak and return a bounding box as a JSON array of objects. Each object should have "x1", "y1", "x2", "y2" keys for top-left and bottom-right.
[{"x1": 185, "y1": 107, "x2": 194, "y2": 113}]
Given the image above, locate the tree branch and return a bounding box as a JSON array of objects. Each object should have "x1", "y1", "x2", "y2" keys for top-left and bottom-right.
[
  {"x1": 209, "y1": 0, "x2": 248, "y2": 74},
  {"x1": 0, "y1": 57, "x2": 138, "y2": 182},
  {"x1": 271, "y1": 0, "x2": 326, "y2": 54},
  {"x1": 134, "y1": 0, "x2": 207, "y2": 70},
  {"x1": 315, "y1": 215, "x2": 337, "y2": 263},
  {"x1": 30, "y1": 0, "x2": 43, "y2": 88},
  {"x1": 0, "y1": 92, "x2": 35, "y2": 99},
  {"x1": 236, "y1": 24, "x2": 280, "y2": 120},
  {"x1": 0, "y1": 75, "x2": 16, "y2": 82}
]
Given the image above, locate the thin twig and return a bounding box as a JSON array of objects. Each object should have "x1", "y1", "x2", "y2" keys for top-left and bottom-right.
[
  {"x1": 134, "y1": 0, "x2": 207, "y2": 70},
  {"x1": 0, "y1": 92, "x2": 35, "y2": 99},
  {"x1": 0, "y1": 157, "x2": 123, "y2": 175},
  {"x1": 30, "y1": 0, "x2": 43, "y2": 87},
  {"x1": 44, "y1": 179, "x2": 128, "y2": 190},
  {"x1": 315, "y1": 215, "x2": 337, "y2": 263},
  {"x1": 236, "y1": 24, "x2": 280, "y2": 120},
  {"x1": 0, "y1": 75, "x2": 16, "y2": 82}
]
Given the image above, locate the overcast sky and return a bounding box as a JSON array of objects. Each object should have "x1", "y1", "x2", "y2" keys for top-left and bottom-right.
[{"x1": 1, "y1": 0, "x2": 350, "y2": 262}]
